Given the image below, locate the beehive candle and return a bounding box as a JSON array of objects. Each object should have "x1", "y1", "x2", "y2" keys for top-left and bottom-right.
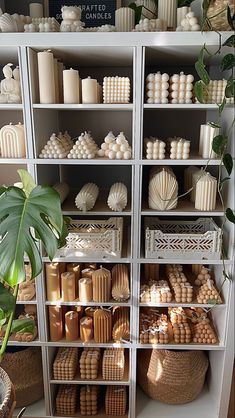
[
  {"x1": 199, "y1": 124, "x2": 219, "y2": 159},
  {"x1": 49, "y1": 306, "x2": 63, "y2": 341},
  {"x1": 61, "y1": 272, "x2": 76, "y2": 301},
  {"x1": 82, "y1": 77, "x2": 98, "y2": 103},
  {"x1": 0, "y1": 123, "x2": 26, "y2": 158},
  {"x1": 195, "y1": 173, "x2": 217, "y2": 211},
  {"x1": 63, "y1": 68, "x2": 80, "y2": 104},
  {"x1": 80, "y1": 316, "x2": 93, "y2": 342},
  {"x1": 79, "y1": 278, "x2": 93, "y2": 302},
  {"x1": 94, "y1": 309, "x2": 112, "y2": 343},
  {"x1": 45, "y1": 263, "x2": 60, "y2": 301},
  {"x1": 115, "y1": 7, "x2": 135, "y2": 32},
  {"x1": 158, "y1": 0, "x2": 177, "y2": 29},
  {"x1": 92, "y1": 267, "x2": 111, "y2": 302},
  {"x1": 37, "y1": 50, "x2": 56, "y2": 103},
  {"x1": 65, "y1": 311, "x2": 78, "y2": 341}
]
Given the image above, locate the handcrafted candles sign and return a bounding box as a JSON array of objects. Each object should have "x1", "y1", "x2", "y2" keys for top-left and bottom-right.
[{"x1": 47, "y1": 0, "x2": 120, "y2": 26}]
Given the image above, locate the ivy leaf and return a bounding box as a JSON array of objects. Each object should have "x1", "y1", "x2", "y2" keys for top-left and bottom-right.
[
  {"x1": 195, "y1": 61, "x2": 210, "y2": 85},
  {"x1": 194, "y1": 80, "x2": 205, "y2": 103},
  {"x1": 219, "y1": 97, "x2": 226, "y2": 115},
  {"x1": 223, "y1": 35, "x2": 235, "y2": 48},
  {"x1": 225, "y1": 208, "x2": 235, "y2": 224},
  {"x1": 223, "y1": 153, "x2": 233, "y2": 175},
  {"x1": 225, "y1": 77, "x2": 235, "y2": 99},
  {"x1": 227, "y1": 6, "x2": 235, "y2": 31},
  {"x1": 212, "y1": 135, "x2": 227, "y2": 155},
  {"x1": 221, "y1": 54, "x2": 235, "y2": 72},
  {"x1": 129, "y1": 3, "x2": 142, "y2": 24}
]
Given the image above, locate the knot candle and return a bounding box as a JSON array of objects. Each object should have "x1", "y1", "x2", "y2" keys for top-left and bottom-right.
[
  {"x1": 61, "y1": 272, "x2": 76, "y2": 301},
  {"x1": 63, "y1": 68, "x2": 80, "y2": 104},
  {"x1": 195, "y1": 173, "x2": 217, "y2": 211},
  {"x1": 82, "y1": 77, "x2": 98, "y2": 104},
  {"x1": 37, "y1": 50, "x2": 56, "y2": 104},
  {"x1": 79, "y1": 278, "x2": 93, "y2": 302}
]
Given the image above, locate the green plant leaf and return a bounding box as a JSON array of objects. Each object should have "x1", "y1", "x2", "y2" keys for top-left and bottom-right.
[
  {"x1": 18, "y1": 169, "x2": 36, "y2": 197},
  {"x1": 0, "y1": 170, "x2": 64, "y2": 287},
  {"x1": 219, "y1": 97, "x2": 226, "y2": 115},
  {"x1": 227, "y1": 5, "x2": 235, "y2": 31},
  {"x1": 0, "y1": 283, "x2": 15, "y2": 315},
  {"x1": 195, "y1": 61, "x2": 210, "y2": 85},
  {"x1": 225, "y1": 77, "x2": 235, "y2": 99},
  {"x1": 223, "y1": 35, "x2": 235, "y2": 48},
  {"x1": 225, "y1": 208, "x2": 235, "y2": 224},
  {"x1": 198, "y1": 46, "x2": 205, "y2": 65},
  {"x1": 212, "y1": 135, "x2": 227, "y2": 155},
  {"x1": 129, "y1": 3, "x2": 142, "y2": 24},
  {"x1": 10, "y1": 318, "x2": 35, "y2": 334},
  {"x1": 219, "y1": 177, "x2": 230, "y2": 189},
  {"x1": 223, "y1": 153, "x2": 233, "y2": 175},
  {"x1": 220, "y1": 54, "x2": 235, "y2": 71},
  {"x1": 194, "y1": 80, "x2": 205, "y2": 103}
]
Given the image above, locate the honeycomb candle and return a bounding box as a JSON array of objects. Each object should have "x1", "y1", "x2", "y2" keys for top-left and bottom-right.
[
  {"x1": 169, "y1": 137, "x2": 190, "y2": 159},
  {"x1": 103, "y1": 76, "x2": 130, "y2": 104},
  {"x1": 169, "y1": 72, "x2": 194, "y2": 104},
  {"x1": 144, "y1": 137, "x2": 166, "y2": 159}
]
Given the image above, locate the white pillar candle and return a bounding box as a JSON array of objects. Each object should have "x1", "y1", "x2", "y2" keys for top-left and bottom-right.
[
  {"x1": 177, "y1": 6, "x2": 190, "y2": 26},
  {"x1": 57, "y1": 62, "x2": 64, "y2": 103},
  {"x1": 82, "y1": 77, "x2": 98, "y2": 104},
  {"x1": 37, "y1": 50, "x2": 56, "y2": 104},
  {"x1": 199, "y1": 124, "x2": 219, "y2": 159},
  {"x1": 195, "y1": 173, "x2": 217, "y2": 211},
  {"x1": 158, "y1": 0, "x2": 177, "y2": 30},
  {"x1": 29, "y1": 3, "x2": 43, "y2": 18},
  {"x1": 115, "y1": 7, "x2": 135, "y2": 32},
  {"x1": 190, "y1": 168, "x2": 205, "y2": 203},
  {"x1": 63, "y1": 68, "x2": 80, "y2": 104},
  {"x1": 184, "y1": 166, "x2": 198, "y2": 193}
]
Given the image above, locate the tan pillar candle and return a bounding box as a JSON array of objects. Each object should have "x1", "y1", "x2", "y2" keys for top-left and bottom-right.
[
  {"x1": 85, "y1": 263, "x2": 97, "y2": 270},
  {"x1": 49, "y1": 306, "x2": 63, "y2": 341},
  {"x1": 79, "y1": 278, "x2": 93, "y2": 302},
  {"x1": 37, "y1": 50, "x2": 56, "y2": 104},
  {"x1": 59, "y1": 263, "x2": 66, "y2": 275},
  {"x1": 81, "y1": 268, "x2": 94, "y2": 279},
  {"x1": 94, "y1": 309, "x2": 112, "y2": 343},
  {"x1": 67, "y1": 263, "x2": 81, "y2": 298},
  {"x1": 65, "y1": 311, "x2": 78, "y2": 341},
  {"x1": 45, "y1": 263, "x2": 60, "y2": 301},
  {"x1": 80, "y1": 316, "x2": 93, "y2": 342},
  {"x1": 92, "y1": 267, "x2": 111, "y2": 302},
  {"x1": 63, "y1": 68, "x2": 80, "y2": 104},
  {"x1": 61, "y1": 272, "x2": 76, "y2": 301},
  {"x1": 82, "y1": 77, "x2": 98, "y2": 104}
]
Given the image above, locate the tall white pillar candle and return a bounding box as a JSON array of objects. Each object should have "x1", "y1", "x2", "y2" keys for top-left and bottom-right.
[
  {"x1": 29, "y1": 3, "x2": 43, "y2": 18},
  {"x1": 63, "y1": 68, "x2": 80, "y2": 104},
  {"x1": 190, "y1": 168, "x2": 205, "y2": 203},
  {"x1": 37, "y1": 51, "x2": 56, "y2": 104},
  {"x1": 82, "y1": 77, "x2": 98, "y2": 104},
  {"x1": 195, "y1": 173, "x2": 217, "y2": 211},
  {"x1": 199, "y1": 124, "x2": 219, "y2": 159},
  {"x1": 158, "y1": 0, "x2": 177, "y2": 29},
  {"x1": 115, "y1": 7, "x2": 135, "y2": 32}
]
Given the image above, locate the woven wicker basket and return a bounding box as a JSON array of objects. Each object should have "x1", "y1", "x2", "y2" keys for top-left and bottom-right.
[
  {"x1": 204, "y1": 0, "x2": 234, "y2": 31},
  {"x1": 1, "y1": 348, "x2": 44, "y2": 408},
  {"x1": 137, "y1": 349, "x2": 208, "y2": 404},
  {"x1": 0, "y1": 368, "x2": 15, "y2": 418}
]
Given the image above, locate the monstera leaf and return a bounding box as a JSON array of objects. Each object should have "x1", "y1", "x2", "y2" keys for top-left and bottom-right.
[{"x1": 0, "y1": 170, "x2": 63, "y2": 287}]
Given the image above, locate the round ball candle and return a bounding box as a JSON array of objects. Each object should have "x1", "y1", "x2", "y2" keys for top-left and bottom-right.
[
  {"x1": 82, "y1": 77, "x2": 98, "y2": 104},
  {"x1": 61, "y1": 272, "x2": 76, "y2": 302},
  {"x1": 79, "y1": 278, "x2": 93, "y2": 302},
  {"x1": 63, "y1": 68, "x2": 80, "y2": 104},
  {"x1": 37, "y1": 51, "x2": 56, "y2": 104},
  {"x1": 45, "y1": 263, "x2": 61, "y2": 301},
  {"x1": 65, "y1": 311, "x2": 78, "y2": 342}
]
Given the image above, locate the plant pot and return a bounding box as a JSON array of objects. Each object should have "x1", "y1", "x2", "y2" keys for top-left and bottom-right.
[{"x1": 0, "y1": 367, "x2": 16, "y2": 418}]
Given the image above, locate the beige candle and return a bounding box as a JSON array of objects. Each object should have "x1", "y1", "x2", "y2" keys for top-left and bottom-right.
[
  {"x1": 49, "y1": 306, "x2": 63, "y2": 341},
  {"x1": 94, "y1": 309, "x2": 112, "y2": 343},
  {"x1": 190, "y1": 168, "x2": 205, "y2": 202},
  {"x1": 59, "y1": 263, "x2": 66, "y2": 275},
  {"x1": 81, "y1": 268, "x2": 95, "y2": 279},
  {"x1": 158, "y1": 0, "x2": 177, "y2": 29},
  {"x1": 63, "y1": 68, "x2": 80, "y2": 104},
  {"x1": 29, "y1": 3, "x2": 43, "y2": 17},
  {"x1": 65, "y1": 311, "x2": 78, "y2": 341},
  {"x1": 115, "y1": 7, "x2": 135, "y2": 31},
  {"x1": 82, "y1": 77, "x2": 98, "y2": 104},
  {"x1": 61, "y1": 272, "x2": 76, "y2": 301},
  {"x1": 80, "y1": 316, "x2": 93, "y2": 342},
  {"x1": 67, "y1": 263, "x2": 81, "y2": 298},
  {"x1": 45, "y1": 263, "x2": 60, "y2": 301},
  {"x1": 0, "y1": 123, "x2": 26, "y2": 158},
  {"x1": 37, "y1": 50, "x2": 56, "y2": 104},
  {"x1": 199, "y1": 124, "x2": 219, "y2": 159},
  {"x1": 79, "y1": 278, "x2": 93, "y2": 302},
  {"x1": 92, "y1": 267, "x2": 111, "y2": 302},
  {"x1": 195, "y1": 173, "x2": 217, "y2": 211}
]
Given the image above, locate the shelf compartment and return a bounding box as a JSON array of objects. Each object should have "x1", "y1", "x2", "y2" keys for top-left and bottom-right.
[{"x1": 141, "y1": 199, "x2": 224, "y2": 216}]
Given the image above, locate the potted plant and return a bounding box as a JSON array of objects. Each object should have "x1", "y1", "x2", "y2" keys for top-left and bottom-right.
[{"x1": 0, "y1": 169, "x2": 67, "y2": 417}]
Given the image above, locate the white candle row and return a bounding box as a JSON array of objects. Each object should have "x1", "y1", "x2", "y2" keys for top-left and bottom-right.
[{"x1": 146, "y1": 71, "x2": 194, "y2": 104}]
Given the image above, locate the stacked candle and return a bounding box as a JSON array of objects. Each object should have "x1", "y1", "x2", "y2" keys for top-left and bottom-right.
[
  {"x1": 133, "y1": 18, "x2": 166, "y2": 32},
  {"x1": 103, "y1": 76, "x2": 130, "y2": 104},
  {"x1": 199, "y1": 80, "x2": 234, "y2": 104},
  {"x1": 79, "y1": 349, "x2": 100, "y2": 379},
  {"x1": 166, "y1": 265, "x2": 193, "y2": 303},
  {"x1": 192, "y1": 317, "x2": 217, "y2": 344},
  {"x1": 105, "y1": 386, "x2": 127, "y2": 416},
  {"x1": 144, "y1": 137, "x2": 166, "y2": 159},
  {"x1": 169, "y1": 137, "x2": 190, "y2": 159},
  {"x1": 139, "y1": 310, "x2": 169, "y2": 344},
  {"x1": 67, "y1": 131, "x2": 99, "y2": 159},
  {"x1": 195, "y1": 173, "x2": 217, "y2": 211},
  {"x1": 176, "y1": 11, "x2": 200, "y2": 31},
  {"x1": 39, "y1": 132, "x2": 73, "y2": 158},
  {"x1": 194, "y1": 266, "x2": 213, "y2": 286},
  {"x1": 80, "y1": 386, "x2": 99, "y2": 416},
  {"x1": 97, "y1": 131, "x2": 132, "y2": 160},
  {"x1": 197, "y1": 280, "x2": 222, "y2": 304},
  {"x1": 140, "y1": 280, "x2": 172, "y2": 303},
  {"x1": 146, "y1": 72, "x2": 170, "y2": 104},
  {"x1": 199, "y1": 123, "x2": 219, "y2": 159},
  {"x1": 169, "y1": 72, "x2": 194, "y2": 104}
]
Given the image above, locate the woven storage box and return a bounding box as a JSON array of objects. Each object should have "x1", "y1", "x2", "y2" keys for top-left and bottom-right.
[
  {"x1": 105, "y1": 385, "x2": 127, "y2": 416},
  {"x1": 102, "y1": 348, "x2": 125, "y2": 381},
  {"x1": 0, "y1": 368, "x2": 15, "y2": 418},
  {"x1": 137, "y1": 349, "x2": 208, "y2": 404},
  {"x1": 1, "y1": 348, "x2": 44, "y2": 408},
  {"x1": 57, "y1": 217, "x2": 123, "y2": 258},
  {"x1": 56, "y1": 385, "x2": 77, "y2": 415},
  {"x1": 53, "y1": 348, "x2": 79, "y2": 380},
  {"x1": 145, "y1": 217, "x2": 221, "y2": 260}
]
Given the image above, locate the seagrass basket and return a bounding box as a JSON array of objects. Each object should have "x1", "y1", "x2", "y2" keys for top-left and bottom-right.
[
  {"x1": 1, "y1": 347, "x2": 44, "y2": 407},
  {"x1": 0, "y1": 368, "x2": 15, "y2": 418},
  {"x1": 137, "y1": 349, "x2": 208, "y2": 404}
]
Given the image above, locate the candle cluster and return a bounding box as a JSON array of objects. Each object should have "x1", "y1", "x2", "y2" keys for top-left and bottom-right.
[
  {"x1": 146, "y1": 71, "x2": 194, "y2": 104},
  {"x1": 0, "y1": 63, "x2": 21, "y2": 104},
  {"x1": 148, "y1": 167, "x2": 178, "y2": 210},
  {"x1": 56, "y1": 385, "x2": 77, "y2": 416},
  {"x1": 169, "y1": 308, "x2": 192, "y2": 344},
  {"x1": 0, "y1": 123, "x2": 26, "y2": 158},
  {"x1": 176, "y1": 11, "x2": 200, "y2": 31},
  {"x1": 196, "y1": 281, "x2": 222, "y2": 304},
  {"x1": 67, "y1": 131, "x2": 98, "y2": 159},
  {"x1": 198, "y1": 80, "x2": 234, "y2": 104},
  {"x1": 146, "y1": 72, "x2": 170, "y2": 104},
  {"x1": 199, "y1": 123, "x2": 219, "y2": 159},
  {"x1": 192, "y1": 316, "x2": 217, "y2": 344},
  {"x1": 166, "y1": 265, "x2": 193, "y2": 303},
  {"x1": 80, "y1": 386, "x2": 99, "y2": 416},
  {"x1": 140, "y1": 280, "x2": 172, "y2": 303},
  {"x1": 103, "y1": 77, "x2": 131, "y2": 104},
  {"x1": 80, "y1": 348, "x2": 100, "y2": 380},
  {"x1": 97, "y1": 131, "x2": 132, "y2": 160},
  {"x1": 169, "y1": 72, "x2": 194, "y2": 104},
  {"x1": 53, "y1": 347, "x2": 78, "y2": 380},
  {"x1": 139, "y1": 310, "x2": 169, "y2": 344},
  {"x1": 194, "y1": 266, "x2": 213, "y2": 286},
  {"x1": 168, "y1": 137, "x2": 190, "y2": 159},
  {"x1": 144, "y1": 137, "x2": 166, "y2": 159},
  {"x1": 102, "y1": 348, "x2": 125, "y2": 380},
  {"x1": 39, "y1": 131, "x2": 73, "y2": 159},
  {"x1": 133, "y1": 18, "x2": 166, "y2": 32},
  {"x1": 24, "y1": 17, "x2": 60, "y2": 32}
]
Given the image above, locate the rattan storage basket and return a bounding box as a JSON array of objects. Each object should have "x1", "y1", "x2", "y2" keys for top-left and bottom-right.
[
  {"x1": 137, "y1": 349, "x2": 208, "y2": 404},
  {"x1": 0, "y1": 368, "x2": 15, "y2": 418},
  {"x1": 1, "y1": 347, "x2": 44, "y2": 407}
]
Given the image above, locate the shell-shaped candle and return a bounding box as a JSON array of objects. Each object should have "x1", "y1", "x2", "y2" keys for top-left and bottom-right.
[
  {"x1": 107, "y1": 182, "x2": 128, "y2": 212},
  {"x1": 75, "y1": 182, "x2": 99, "y2": 212},
  {"x1": 148, "y1": 167, "x2": 178, "y2": 210},
  {"x1": 0, "y1": 13, "x2": 18, "y2": 32},
  {"x1": 111, "y1": 264, "x2": 130, "y2": 302}
]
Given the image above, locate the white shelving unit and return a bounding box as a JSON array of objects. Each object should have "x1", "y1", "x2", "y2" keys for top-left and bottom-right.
[{"x1": 0, "y1": 32, "x2": 234, "y2": 418}]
